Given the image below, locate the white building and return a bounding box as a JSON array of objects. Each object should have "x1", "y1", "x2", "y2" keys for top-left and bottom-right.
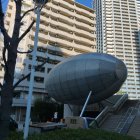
[
  {"x1": 0, "y1": 0, "x2": 96, "y2": 121},
  {"x1": 94, "y1": 0, "x2": 140, "y2": 99}
]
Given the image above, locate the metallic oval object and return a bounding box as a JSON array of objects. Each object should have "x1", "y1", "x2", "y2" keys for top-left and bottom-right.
[{"x1": 46, "y1": 53, "x2": 127, "y2": 105}]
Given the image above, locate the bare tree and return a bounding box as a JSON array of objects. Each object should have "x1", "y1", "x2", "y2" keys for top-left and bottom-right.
[{"x1": 0, "y1": 0, "x2": 47, "y2": 139}]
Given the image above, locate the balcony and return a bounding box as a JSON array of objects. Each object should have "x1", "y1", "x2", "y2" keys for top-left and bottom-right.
[
  {"x1": 57, "y1": 30, "x2": 74, "y2": 40},
  {"x1": 58, "y1": 14, "x2": 75, "y2": 25},
  {"x1": 58, "y1": 5, "x2": 74, "y2": 16},
  {"x1": 46, "y1": 27, "x2": 75, "y2": 40},
  {"x1": 74, "y1": 27, "x2": 96, "y2": 39},
  {"x1": 38, "y1": 33, "x2": 48, "y2": 41},
  {"x1": 75, "y1": 14, "x2": 95, "y2": 24},
  {"x1": 0, "y1": 97, "x2": 33, "y2": 107},
  {"x1": 47, "y1": 53, "x2": 65, "y2": 62},
  {"x1": 12, "y1": 98, "x2": 30, "y2": 107},
  {"x1": 73, "y1": 43, "x2": 95, "y2": 52},
  {"x1": 30, "y1": 39, "x2": 47, "y2": 46},
  {"x1": 44, "y1": 27, "x2": 56, "y2": 34},
  {"x1": 40, "y1": 9, "x2": 59, "y2": 20},
  {"x1": 74, "y1": 35, "x2": 95, "y2": 45},
  {"x1": 75, "y1": 20, "x2": 93, "y2": 30},
  {"x1": 20, "y1": 80, "x2": 45, "y2": 89},
  {"x1": 54, "y1": 0, "x2": 75, "y2": 9},
  {"x1": 47, "y1": 45, "x2": 76, "y2": 56},
  {"x1": 56, "y1": 37, "x2": 73, "y2": 46},
  {"x1": 75, "y1": 6, "x2": 94, "y2": 17},
  {"x1": 39, "y1": 24, "x2": 49, "y2": 32},
  {"x1": 58, "y1": 21, "x2": 74, "y2": 31}
]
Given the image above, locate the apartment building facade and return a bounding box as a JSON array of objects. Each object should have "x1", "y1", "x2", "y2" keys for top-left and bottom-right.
[
  {"x1": 1, "y1": 0, "x2": 96, "y2": 121},
  {"x1": 94, "y1": 0, "x2": 140, "y2": 99}
]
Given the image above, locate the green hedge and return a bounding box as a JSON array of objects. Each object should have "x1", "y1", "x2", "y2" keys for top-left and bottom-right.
[{"x1": 7, "y1": 129, "x2": 136, "y2": 140}]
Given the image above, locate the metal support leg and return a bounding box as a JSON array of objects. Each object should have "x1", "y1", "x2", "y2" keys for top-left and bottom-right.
[{"x1": 80, "y1": 91, "x2": 92, "y2": 117}]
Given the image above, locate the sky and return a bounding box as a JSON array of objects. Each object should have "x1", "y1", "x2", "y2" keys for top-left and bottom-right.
[
  {"x1": 2, "y1": 0, "x2": 93, "y2": 12},
  {"x1": 76, "y1": 0, "x2": 93, "y2": 8},
  {"x1": 1, "y1": 0, "x2": 8, "y2": 12}
]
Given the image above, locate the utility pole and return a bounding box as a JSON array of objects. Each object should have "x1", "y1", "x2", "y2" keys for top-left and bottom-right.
[{"x1": 23, "y1": 0, "x2": 48, "y2": 139}]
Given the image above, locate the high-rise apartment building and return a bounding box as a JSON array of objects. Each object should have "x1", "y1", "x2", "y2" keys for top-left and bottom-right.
[
  {"x1": 1, "y1": 0, "x2": 96, "y2": 121},
  {"x1": 94, "y1": 0, "x2": 140, "y2": 99},
  {"x1": 137, "y1": 0, "x2": 140, "y2": 29}
]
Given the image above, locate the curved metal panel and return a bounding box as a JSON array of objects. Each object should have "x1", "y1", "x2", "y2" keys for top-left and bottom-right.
[{"x1": 46, "y1": 53, "x2": 127, "y2": 105}]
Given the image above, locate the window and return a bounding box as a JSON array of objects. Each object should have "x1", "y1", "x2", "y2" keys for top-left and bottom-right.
[
  {"x1": 7, "y1": 13, "x2": 11, "y2": 17},
  {"x1": 36, "y1": 56, "x2": 47, "y2": 62},
  {"x1": 28, "y1": 65, "x2": 45, "y2": 73},
  {"x1": 47, "y1": 68, "x2": 52, "y2": 73},
  {"x1": 9, "y1": 5, "x2": 12, "y2": 10},
  {"x1": 16, "y1": 57, "x2": 22, "y2": 63},
  {"x1": 47, "y1": 58, "x2": 60, "y2": 65},
  {"x1": 27, "y1": 54, "x2": 32, "y2": 60},
  {"x1": 70, "y1": 119, "x2": 77, "y2": 124},
  {"x1": 36, "y1": 67, "x2": 45, "y2": 73},
  {"x1": 37, "y1": 47, "x2": 47, "y2": 53},
  {"x1": 0, "y1": 65, "x2": 2, "y2": 71},
  {"x1": 34, "y1": 77, "x2": 44, "y2": 83}
]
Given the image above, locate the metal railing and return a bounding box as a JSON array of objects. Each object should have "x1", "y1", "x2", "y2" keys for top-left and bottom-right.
[
  {"x1": 115, "y1": 101, "x2": 140, "y2": 134},
  {"x1": 115, "y1": 107, "x2": 136, "y2": 134},
  {"x1": 89, "y1": 94, "x2": 128, "y2": 128}
]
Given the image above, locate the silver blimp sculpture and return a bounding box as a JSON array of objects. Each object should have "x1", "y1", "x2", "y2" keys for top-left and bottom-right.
[{"x1": 46, "y1": 53, "x2": 127, "y2": 105}]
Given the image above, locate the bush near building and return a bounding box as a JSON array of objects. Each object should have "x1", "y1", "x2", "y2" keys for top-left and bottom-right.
[{"x1": 31, "y1": 99, "x2": 63, "y2": 122}]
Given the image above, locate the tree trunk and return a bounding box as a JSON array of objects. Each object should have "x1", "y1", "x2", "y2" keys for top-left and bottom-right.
[
  {"x1": 0, "y1": 84, "x2": 13, "y2": 139},
  {"x1": 0, "y1": 47, "x2": 17, "y2": 140},
  {"x1": 0, "y1": 0, "x2": 37, "y2": 139}
]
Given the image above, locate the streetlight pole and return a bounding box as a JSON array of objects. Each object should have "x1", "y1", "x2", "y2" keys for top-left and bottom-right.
[{"x1": 23, "y1": 0, "x2": 48, "y2": 139}]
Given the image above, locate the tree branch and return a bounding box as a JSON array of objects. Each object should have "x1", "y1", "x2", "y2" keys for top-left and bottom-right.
[
  {"x1": 35, "y1": 60, "x2": 47, "y2": 70},
  {"x1": 14, "y1": 0, "x2": 17, "y2": 3},
  {"x1": 0, "y1": 26, "x2": 10, "y2": 40},
  {"x1": 2, "y1": 47, "x2": 7, "y2": 68},
  {"x1": 0, "y1": 26, "x2": 10, "y2": 69},
  {"x1": 20, "y1": 7, "x2": 36, "y2": 21},
  {"x1": 13, "y1": 60, "x2": 47, "y2": 89},
  {"x1": 0, "y1": 0, "x2": 4, "y2": 24},
  {"x1": 18, "y1": 20, "x2": 35, "y2": 41},
  {"x1": 17, "y1": 50, "x2": 33, "y2": 54},
  {"x1": 12, "y1": 0, "x2": 22, "y2": 40},
  {"x1": 13, "y1": 73, "x2": 30, "y2": 89},
  {"x1": 0, "y1": 0, "x2": 11, "y2": 74},
  {"x1": 0, "y1": 0, "x2": 10, "y2": 49},
  {"x1": 0, "y1": 82, "x2": 2, "y2": 89}
]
